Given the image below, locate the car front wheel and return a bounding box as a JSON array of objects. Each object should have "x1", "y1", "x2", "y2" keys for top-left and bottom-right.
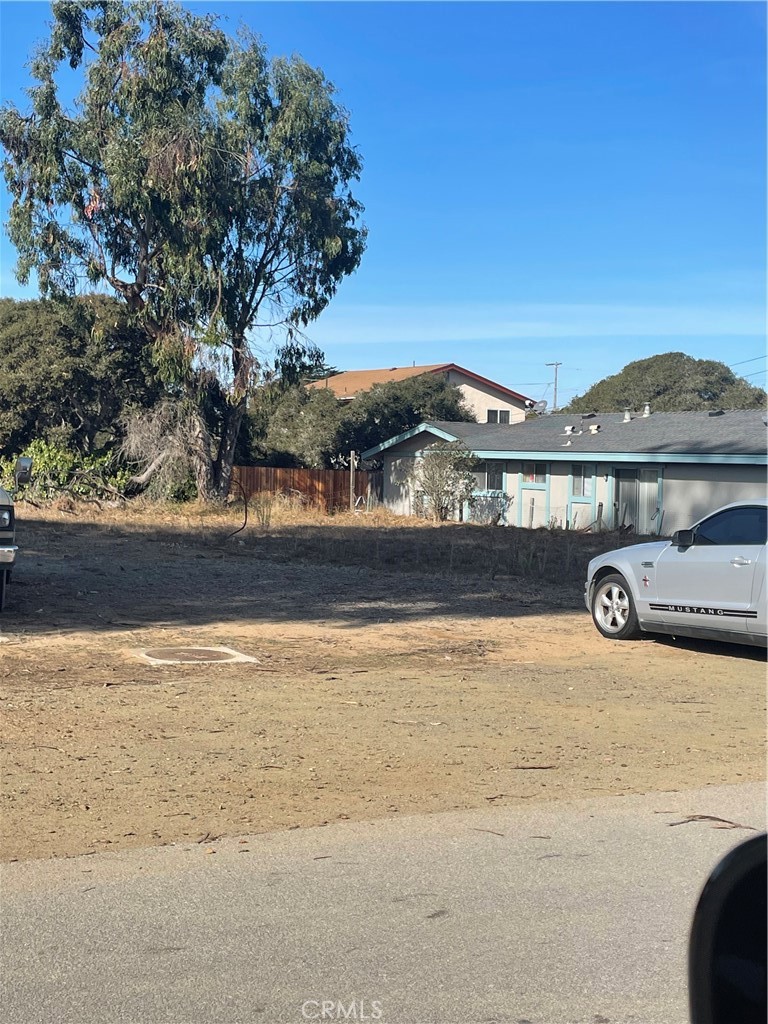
[{"x1": 591, "y1": 573, "x2": 641, "y2": 640}]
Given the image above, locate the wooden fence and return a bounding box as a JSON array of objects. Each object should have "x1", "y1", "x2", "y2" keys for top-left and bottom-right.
[{"x1": 230, "y1": 466, "x2": 383, "y2": 511}]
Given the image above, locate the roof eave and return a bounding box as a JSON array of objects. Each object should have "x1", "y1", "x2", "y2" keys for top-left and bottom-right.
[
  {"x1": 361, "y1": 422, "x2": 460, "y2": 459},
  {"x1": 467, "y1": 449, "x2": 767, "y2": 465}
]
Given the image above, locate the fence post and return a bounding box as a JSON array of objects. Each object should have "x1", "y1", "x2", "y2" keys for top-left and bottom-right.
[
  {"x1": 528, "y1": 496, "x2": 535, "y2": 529},
  {"x1": 349, "y1": 451, "x2": 356, "y2": 512}
]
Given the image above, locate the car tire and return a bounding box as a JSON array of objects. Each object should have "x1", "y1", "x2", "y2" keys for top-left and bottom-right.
[{"x1": 591, "y1": 573, "x2": 641, "y2": 641}]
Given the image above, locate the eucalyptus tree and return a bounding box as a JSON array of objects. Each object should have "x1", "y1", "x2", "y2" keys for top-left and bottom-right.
[{"x1": 1, "y1": 0, "x2": 366, "y2": 498}]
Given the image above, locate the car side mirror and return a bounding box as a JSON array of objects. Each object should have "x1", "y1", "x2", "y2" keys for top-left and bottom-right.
[
  {"x1": 672, "y1": 528, "x2": 695, "y2": 548},
  {"x1": 13, "y1": 457, "x2": 33, "y2": 489},
  {"x1": 689, "y1": 832, "x2": 767, "y2": 1024}
]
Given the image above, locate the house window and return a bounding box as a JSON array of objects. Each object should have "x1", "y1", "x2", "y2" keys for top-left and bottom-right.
[
  {"x1": 572, "y1": 464, "x2": 593, "y2": 498},
  {"x1": 486, "y1": 462, "x2": 504, "y2": 490},
  {"x1": 522, "y1": 462, "x2": 547, "y2": 484},
  {"x1": 486, "y1": 409, "x2": 510, "y2": 424}
]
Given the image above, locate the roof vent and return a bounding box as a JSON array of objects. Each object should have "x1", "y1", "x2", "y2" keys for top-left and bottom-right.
[
  {"x1": 588, "y1": 424, "x2": 601, "y2": 434},
  {"x1": 562, "y1": 438, "x2": 573, "y2": 447},
  {"x1": 708, "y1": 409, "x2": 725, "y2": 417},
  {"x1": 564, "y1": 425, "x2": 574, "y2": 435},
  {"x1": 623, "y1": 409, "x2": 632, "y2": 423},
  {"x1": 642, "y1": 402, "x2": 651, "y2": 417}
]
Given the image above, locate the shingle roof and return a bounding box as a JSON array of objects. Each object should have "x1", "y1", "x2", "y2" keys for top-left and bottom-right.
[{"x1": 364, "y1": 410, "x2": 768, "y2": 459}]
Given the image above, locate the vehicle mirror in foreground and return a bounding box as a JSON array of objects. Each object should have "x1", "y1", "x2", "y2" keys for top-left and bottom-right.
[
  {"x1": 689, "y1": 832, "x2": 767, "y2": 1024},
  {"x1": 673, "y1": 528, "x2": 695, "y2": 548},
  {"x1": 13, "y1": 457, "x2": 33, "y2": 489}
]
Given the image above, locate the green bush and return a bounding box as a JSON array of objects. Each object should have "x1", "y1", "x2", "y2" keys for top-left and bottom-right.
[
  {"x1": 166, "y1": 476, "x2": 198, "y2": 503},
  {"x1": 0, "y1": 440, "x2": 130, "y2": 499}
]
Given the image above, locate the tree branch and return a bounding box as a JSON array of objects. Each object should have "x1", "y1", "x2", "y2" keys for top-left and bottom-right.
[{"x1": 127, "y1": 450, "x2": 169, "y2": 487}]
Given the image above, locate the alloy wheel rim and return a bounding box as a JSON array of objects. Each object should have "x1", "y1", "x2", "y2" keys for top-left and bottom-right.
[{"x1": 596, "y1": 583, "x2": 629, "y2": 632}]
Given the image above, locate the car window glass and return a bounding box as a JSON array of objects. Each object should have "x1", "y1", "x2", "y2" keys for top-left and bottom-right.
[{"x1": 696, "y1": 507, "x2": 767, "y2": 546}]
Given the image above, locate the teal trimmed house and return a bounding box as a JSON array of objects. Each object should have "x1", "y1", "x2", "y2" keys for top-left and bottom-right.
[{"x1": 361, "y1": 409, "x2": 768, "y2": 535}]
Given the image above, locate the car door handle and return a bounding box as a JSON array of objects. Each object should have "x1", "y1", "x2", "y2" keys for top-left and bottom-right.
[{"x1": 730, "y1": 557, "x2": 752, "y2": 566}]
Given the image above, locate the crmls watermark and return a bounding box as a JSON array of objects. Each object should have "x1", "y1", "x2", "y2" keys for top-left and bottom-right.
[{"x1": 301, "y1": 999, "x2": 383, "y2": 1021}]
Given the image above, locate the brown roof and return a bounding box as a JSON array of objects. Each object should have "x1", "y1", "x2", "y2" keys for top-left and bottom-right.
[
  {"x1": 307, "y1": 363, "x2": 532, "y2": 403},
  {"x1": 307, "y1": 364, "x2": 448, "y2": 398}
]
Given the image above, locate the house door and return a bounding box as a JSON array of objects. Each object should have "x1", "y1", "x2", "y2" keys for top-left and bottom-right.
[{"x1": 615, "y1": 469, "x2": 659, "y2": 534}]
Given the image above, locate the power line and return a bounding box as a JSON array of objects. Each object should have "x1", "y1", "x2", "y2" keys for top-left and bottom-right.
[
  {"x1": 730, "y1": 355, "x2": 767, "y2": 367},
  {"x1": 741, "y1": 369, "x2": 767, "y2": 379}
]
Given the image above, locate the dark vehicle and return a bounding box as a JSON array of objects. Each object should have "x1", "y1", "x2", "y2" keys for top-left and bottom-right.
[
  {"x1": 689, "y1": 832, "x2": 767, "y2": 1023},
  {"x1": 0, "y1": 457, "x2": 33, "y2": 611}
]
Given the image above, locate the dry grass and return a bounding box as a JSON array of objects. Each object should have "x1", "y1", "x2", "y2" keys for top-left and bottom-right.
[{"x1": 17, "y1": 496, "x2": 651, "y2": 586}]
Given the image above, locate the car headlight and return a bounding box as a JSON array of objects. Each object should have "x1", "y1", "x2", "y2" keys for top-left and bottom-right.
[{"x1": 0, "y1": 508, "x2": 12, "y2": 529}]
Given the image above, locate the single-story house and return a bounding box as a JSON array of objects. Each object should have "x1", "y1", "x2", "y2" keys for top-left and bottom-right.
[
  {"x1": 307, "y1": 363, "x2": 533, "y2": 424},
  {"x1": 362, "y1": 408, "x2": 768, "y2": 535}
]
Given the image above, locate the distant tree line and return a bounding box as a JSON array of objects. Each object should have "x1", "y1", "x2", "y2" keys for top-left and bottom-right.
[{"x1": 565, "y1": 352, "x2": 766, "y2": 413}]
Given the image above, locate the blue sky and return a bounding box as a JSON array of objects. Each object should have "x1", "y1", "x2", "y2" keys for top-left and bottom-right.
[{"x1": 1, "y1": 1, "x2": 765, "y2": 406}]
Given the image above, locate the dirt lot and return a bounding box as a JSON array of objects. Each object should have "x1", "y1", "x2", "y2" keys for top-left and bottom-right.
[{"x1": 1, "y1": 504, "x2": 765, "y2": 862}]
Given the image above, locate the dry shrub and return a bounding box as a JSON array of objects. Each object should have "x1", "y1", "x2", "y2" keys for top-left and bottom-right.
[
  {"x1": 270, "y1": 490, "x2": 325, "y2": 522},
  {"x1": 121, "y1": 402, "x2": 202, "y2": 498},
  {"x1": 252, "y1": 493, "x2": 274, "y2": 528}
]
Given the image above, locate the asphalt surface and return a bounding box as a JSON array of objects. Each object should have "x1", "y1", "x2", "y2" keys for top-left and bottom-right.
[{"x1": 2, "y1": 782, "x2": 764, "y2": 1024}]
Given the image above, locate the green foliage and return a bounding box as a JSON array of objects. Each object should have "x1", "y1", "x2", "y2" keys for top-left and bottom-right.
[
  {"x1": 237, "y1": 355, "x2": 340, "y2": 463},
  {"x1": 0, "y1": 440, "x2": 130, "y2": 499},
  {"x1": 1, "y1": 1, "x2": 366, "y2": 498},
  {"x1": 264, "y1": 387, "x2": 343, "y2": 468},
  {"x1": 566, "y1": 352, "x2": 767, "y2": 413},
  {"x1": 411, "y1": 440, "x2": 478, "y2": 522},
  {"x1": 165, "y1": 477, "x2": 198, "y2": 504},
  {"x1": 268, "y1": 346, "x2": 336, "y2": 390},
  {"x1": 338, "y1": 374, "x2": 475, "y2": 457},
  {"x1": 248, "y1": 373, "x2": 475, "y2": 468},
  {"x1": 0, "y1": 295, "x2": 162, "y2": 458}
]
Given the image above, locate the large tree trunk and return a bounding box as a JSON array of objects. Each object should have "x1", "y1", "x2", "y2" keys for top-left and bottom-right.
[
  {"x1": 187, "y1": 409, "x2": 217, "y2": 502},
  {"x1": 213, "y1": 395, "x2": 247, "y2": 499}
]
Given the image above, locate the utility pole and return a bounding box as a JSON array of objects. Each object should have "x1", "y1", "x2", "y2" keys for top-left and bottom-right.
[{"x1": 546, "y1": 362, "x2": 562, "y2": 410}]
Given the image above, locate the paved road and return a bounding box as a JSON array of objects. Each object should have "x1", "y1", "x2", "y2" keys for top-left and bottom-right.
[{"x1": 2, "y1": 782, "x2": 764, "y2": 1024}]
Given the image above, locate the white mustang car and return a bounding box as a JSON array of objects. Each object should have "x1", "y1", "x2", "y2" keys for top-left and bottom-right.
[{"x1": 585, "y1": 500, "x2": 767, "y2": 648}]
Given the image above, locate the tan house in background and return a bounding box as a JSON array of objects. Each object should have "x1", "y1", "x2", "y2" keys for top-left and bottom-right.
[{"x1": 307, "y1": 363, "x2": 533, "y2": 424}]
